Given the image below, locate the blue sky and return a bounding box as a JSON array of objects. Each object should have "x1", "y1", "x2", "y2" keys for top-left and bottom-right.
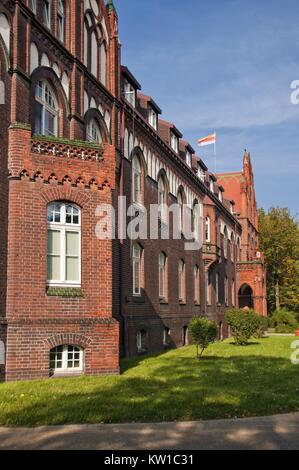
[{"x1": 113, "y1": 0, "x2": 299, "y2": 215}]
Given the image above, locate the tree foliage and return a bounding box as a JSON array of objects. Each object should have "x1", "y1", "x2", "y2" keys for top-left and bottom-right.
[
  {"x1": 189, "y1": 317, "x2": 218, "y2": 358},
  {"x1": 225, "y1": 308, "x2": 264, "y2": 345},
  {"x1": 258, "y1": 207, "x2": 299, "y2": 314},
  {"x1": 270, "y1": 309, "x2": 299, "y2": 333}
]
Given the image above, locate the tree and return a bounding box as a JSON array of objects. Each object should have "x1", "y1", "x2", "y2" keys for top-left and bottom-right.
[
  {"x1": 189, "y1": 317, "x2": 217, "y2": 358},
  {"x1": 258, "y1": 207, "x2": 299, "y2": 313},
  {"x1": 225, "y1": 309, "x2": 262, "y2": 345}
]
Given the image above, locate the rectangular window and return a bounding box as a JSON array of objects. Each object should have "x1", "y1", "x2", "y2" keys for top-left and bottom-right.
[
  {"x1": 30, "y1": 0, "x2": 37, "y2": 13},
  {"x1": 186, "y1": 151, "x2": 192, "y2": 167},
  {"x1": 170, "y1": 132, "x2": 178, "y2": 153},
  {"x1": 148, "y1": 107, "x2": 157, "y2": 130},
  {"x1": 43, "y1": 0, "x2": 51, "y2": 28},
  {"x1": 124, "y1": 79, "x2": 136, "y2": 107}
]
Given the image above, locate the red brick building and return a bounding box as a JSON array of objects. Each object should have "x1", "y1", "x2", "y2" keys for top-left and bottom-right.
[
  {"x1": 217, "y1": 153, "x2": 267, "y2": 316},
  {"x1": 0, "y1": 0, "x2": 266, "y2": 381}
]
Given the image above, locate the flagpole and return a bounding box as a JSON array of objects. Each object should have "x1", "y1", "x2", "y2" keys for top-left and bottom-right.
[{"x1": 214, "y1": 130, "x2": 217, "y2": 173}]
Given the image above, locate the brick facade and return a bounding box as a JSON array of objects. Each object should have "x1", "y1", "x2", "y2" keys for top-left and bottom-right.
[{"x1": 0, "y1": 0, "x2": 266, "y2": 382}]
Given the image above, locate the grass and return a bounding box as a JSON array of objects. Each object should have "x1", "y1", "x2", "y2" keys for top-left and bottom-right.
[{"x1": 0, "y1": 336, "x2": 298, "y2": 427}]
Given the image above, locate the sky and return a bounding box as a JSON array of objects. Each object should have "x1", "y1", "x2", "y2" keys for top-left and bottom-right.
[{"x1": 113, "y1": 0, "x2": 299, "y2": 216}]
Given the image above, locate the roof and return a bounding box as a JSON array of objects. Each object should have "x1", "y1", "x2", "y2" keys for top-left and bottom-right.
[
  {"x1": 158, "y1": 119, "x2": 183, "y2": 138},
  {"x1": 121, "y1": 66, "x2": 141, "y2": 90},
  {"x1": 180, "y1": 139, "x2": 195, "y2": 154},
  {"x1": 137, "y1": 93, "x2": 162, "y2": 114}
]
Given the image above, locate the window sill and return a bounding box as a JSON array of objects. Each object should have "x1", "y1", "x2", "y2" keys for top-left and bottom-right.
[
  {"x1": 159, "y1": 298, "x2": 168, "y2": 305},
  {"x1": 46, "y1": 287, "x2": 83, "y2": 298}
]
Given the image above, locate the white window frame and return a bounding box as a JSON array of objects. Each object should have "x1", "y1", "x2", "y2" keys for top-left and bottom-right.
[
  {"x1": 137, "y1": 330, "x2": 146, "y2": 352},
  {"x1": 198, "y1": 167, "x2": 205, "y2": 182},
  {"x1": 159, "y1": 252, "x2": 166, "y2": 299},
  {"x1": 186, "y1": 150, "x2": 192, "y2": 168},
  {"x1": 170, "y1": 132, "x2": 178, "y2": 153},
  {"x1": 124, "y1": 79, "x2": 136, "y2": 108},
  {"x1": 57, "y1": 0, "x2": 64, "y2": 42},
  {"x1": 205, "y1": 216, "x2": 211, "y2": 243},
  {"x1": 87, "y1": 118, "x2": 102, "y2": 144},
  {"x1": 35, "y1": 80, "x2": 58, "y2": 137},
  {"x1": 163, "y1": 327, "x2": 170, "y2": 346},
  {"x1": 30, "y1": 0, "x2": 37, "y2": 13},
  {"x1": 132, "y1": 155, "x2": 142, "y2": 205},
  {"x1": 148, "y1": 106, "x2": 157, "y2": 130},
  {"x1": 178, "y1": 259, "x2": 185, "y2": 302},
  {"x1": 132, "y1": 243, "x2": 142, "y2": 296},
  {"x1": 210, "y1": 179, "x2": 214, "y2": 193},
  {"x1": 194, "y1": 265, "x2": 200, "y2": 304},
  {"x1": 50, "y1": 345, "x2": 84, "y2": 375},
  {"x1": 158, "y1": 176, "x2": 167, "y2": 222},
  {"x1": 43, "y1": 0, "x2": 51, "y2": 29},
  {"x1": 47, "y1": 202, "x2": 81, "y2": 287}
]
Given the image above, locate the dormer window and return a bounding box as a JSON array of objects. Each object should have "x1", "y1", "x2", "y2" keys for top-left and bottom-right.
[
  {"x1": 124, "y1": 79, "x2": 136, "y2": 108},
  {"x1": 148, "y1": 107, "x2": 157, "y2": 130},
  {"x1": 186, "y1": 151, "x2": 192, "y2": 168},
  {"x1": 230, "y1": 203, "x2": 234, "y2": 214},
  {"x1": 218, "y1": 191, "x2": 223, "y2": 202},
  {"x1": 210, "y1": 179, "x2": 214, "y2": 193},
  {"x1": 198, "y1": 167, "x2": 205, "y2": 182},
  {"x1": 171, "y1": 132, "x2": 178, "y2": 153}
]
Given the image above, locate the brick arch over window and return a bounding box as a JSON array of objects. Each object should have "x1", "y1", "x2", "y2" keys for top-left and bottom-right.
[
  {"x1": 44, "y1": 333, "x2": 92, "y2": 350},
  {"x1": 29, "y1": 66, "x2": 70, "y2": 138},
  {"x1": 40, "y1": 185, "x2": 91, "y2": 208},
  {"x1": 84, "y1": 108, "x2": 111, "y2": 144}
]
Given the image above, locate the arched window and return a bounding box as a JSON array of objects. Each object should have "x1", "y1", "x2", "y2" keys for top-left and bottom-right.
[
  {"x1": 50, "y1": 345, "x2": 83, "y2": 375},
  {"x1": 224, "y1": 276, "x2": 229, "y2": 306},
  {"x1": 87, "y1": 118, "x2": 102, "y2": 144},
  {"x1": 194, "y1": 265, "x2": 200, "y2": 305},
  {"x1": 100, "y1": 42, "x2": 107, "y2": 86},
  {"x1": 159, "y1": 252, "x2": 167, "y2": 300},
  {"x1": 177, "y1": 190, "x2": 185, "y2": 234},
  {"x1": 132, "y1": 243, "x2": 142, "y2": 296},
  {"x1": 57, "y1": 0, "x2": 65, "y2": 42},
  {"x1": 178, "y1": 259, "x2": 185, "y2": 303},
  {"x1": 47, "y1": 202, "x2": 81, "y2": 286},
  {"x1": 206, "y1": 270, "x2": 212, "y2": 305},
  {"x1": 231, "y1": 233, "x2": 235, "y2": 262},
  {"x1": 35, "y1": 80, "x2": 58, "y2": 136},
  {"x1": 205, "y1": 216, "x2": 211, "y2": 242},
  {"x1": 158, "y1": 175, "x2": 167, "y2": 222},
  {"x1": 163, "y1": 327, "x2": 171, "y2": 346},
  {"x1": 232, "y1": 279, "x2": 235, "y2": 306},
  {"x1": 192, "y1": 202, "x2": 200, "y2": 241},
  {"x1": 132, "y1": 155, "x2": 142, "y2": 204},
  {"x1": 223, "y1": 228, "x2": 228, "y2": 259},
  {"x1": 182, "y1": 326, "x2": 189, "y2": 346},
  {"x1": 137, "y1": 329, "x2": 147, "y2": 352},
  {"x1": 42, "y1": 0, "x2": 51, "y2": 29}
]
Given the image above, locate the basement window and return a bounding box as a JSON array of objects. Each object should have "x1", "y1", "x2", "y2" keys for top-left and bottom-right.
[{"x1": 50, "y1": 345, "x2": 83, "y2": 375}]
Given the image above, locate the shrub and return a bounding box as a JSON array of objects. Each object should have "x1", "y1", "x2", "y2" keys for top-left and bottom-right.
[
  {"x1": 225, "y1": 308, "x2": 262, "y2": 345},
  {"x1": 254, "y1": 316, "x2": 269, "y2": 338},
  {"x1": 270, "y1": 309, "x2": 299, "y2": 333},
  {"x1": 189, "y1": 317, "x2": 218, "y2": 358}
]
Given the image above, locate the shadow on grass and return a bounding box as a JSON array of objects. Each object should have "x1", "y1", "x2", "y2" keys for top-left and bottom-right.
[{"x1": 0, "y1": 351, "x2": 298, "y2": 427}]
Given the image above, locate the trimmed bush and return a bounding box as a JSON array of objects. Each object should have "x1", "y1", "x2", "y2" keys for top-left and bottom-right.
[
  {"x1": 189, "y1": 317, "x2": 218, "y2": 358},
  {"x1": 270, "y1": 309, "x2": 299, "y2": 333},
  {"x1": 225, "y1": 308, "x2": 262, "y2": 345}
]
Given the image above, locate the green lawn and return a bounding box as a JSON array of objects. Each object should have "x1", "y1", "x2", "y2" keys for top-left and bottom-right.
[{"x1": 0, "y1": 336, "x2": 298, "y2": 426}]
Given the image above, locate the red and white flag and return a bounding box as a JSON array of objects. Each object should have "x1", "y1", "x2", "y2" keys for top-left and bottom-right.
[{"x1": 198, "y1": 132, "x2": 217, "y2": 147}]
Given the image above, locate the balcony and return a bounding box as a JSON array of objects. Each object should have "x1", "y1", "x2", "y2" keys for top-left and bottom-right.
[
  {"x1": 202, "y1": 243, "x2": 221, "y2": 268},
  {"x1": 31, "y1": 136, "x2": 105, "y2": 163}
]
